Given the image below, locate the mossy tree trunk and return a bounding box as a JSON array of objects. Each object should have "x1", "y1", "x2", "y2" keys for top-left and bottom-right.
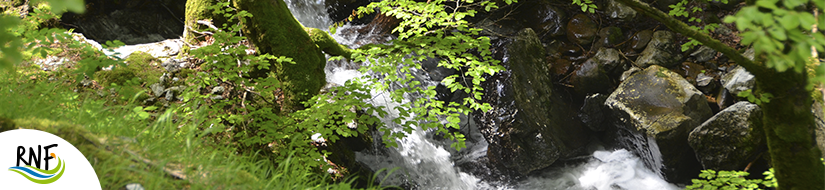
[
  {"x1": 184, "y1": 0, "x2": 228, "y2": 44},
  {"x1": 615, "y1": 0, "x2": 824, "y2": 189},
  {"x1": 232, "y1": 0, "x2": 326, "y2": 112},
  {"x1": 185, "y1": 0, "x2": 353, "y2": 111}
]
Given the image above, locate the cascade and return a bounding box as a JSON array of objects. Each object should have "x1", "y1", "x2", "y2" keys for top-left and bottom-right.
[{"x1": 301, "y1": 1, "x2": 684, "y2": 189}]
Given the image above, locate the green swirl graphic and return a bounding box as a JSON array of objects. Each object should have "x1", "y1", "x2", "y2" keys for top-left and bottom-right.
[{"x1": 8, "y1": 156, "x2": 66, "y2": 184}]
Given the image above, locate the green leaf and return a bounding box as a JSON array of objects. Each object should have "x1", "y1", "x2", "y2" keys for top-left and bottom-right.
[
  {"x1": 767, "y1": 27, "x2": 787, "y2": 41},
  {"x1": 756, "y1": 0, "x2": 779, "y2": 10},
  {"x1": 799, "y1": 12, "x2": 817, "y2": 30},
  {"x1": 779, "y1": 15, "x2": 800, "y2": 30},
  {"x1": 144, "y1": 106, "x2": 159, "y2": 111}
]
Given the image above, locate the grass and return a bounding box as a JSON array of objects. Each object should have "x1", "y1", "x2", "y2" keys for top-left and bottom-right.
[{"x1": 0, "y1": 67, "x2": 373, "y2": 189}]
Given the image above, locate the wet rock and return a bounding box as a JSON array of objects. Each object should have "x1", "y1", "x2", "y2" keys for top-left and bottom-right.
[
  {"x1": 550, "y1": 59, "x2": 574, "y2": 76},
  {"x1": 580, "y1": 94, "x2": 609, "y2": 131},
  {"x1": 606, "y1": 0, "x2": 637, "y2": 22},
  {"x1": 592, "y1": 47, "x2": 625, "y2": 74},
  {"x1": 690, "y1": 46, "x2": 717, "y2": 63},
  {"x1": 325, "y1": 0, "x2": 371, "y2": 24},
  {"x1": 695, "y1": 72, "x2": 718, "y2": 95},
  {"x1": 595, "y1": 27, "x2": 624, "y2": 49},
  {"x1": 357, "y1": 12, "x2": 401, "y2": 36},
  {"x1": 689, "y1": 101, "x2": 764, "y2": 171},
  {"x1": 674, "y1": 62, "x2": 705, "y2": 84},
  {"x1": 636, "y1": 31, "x2": 683, "y2": 68},
  {"x1": 721, "y1": 66, "x2": 755, "y2": 95},
  {"x1": 630, "y1": 30, "x2": 653, "y2": 51},
  {"x1": 716, "y1": 88, "x2": 736, "y2": 110},
  {"x1": 421, "y1": 57, "x2": 454, "y2": 82},
  {"x1": 620, "y1": 66, "x2": 641, "y2": 82},
  {"x1": 521, "y1": 1, "x2": 567, "y2": 40},
  {"x1": 566, "y1": 14, "x2": 598, "y2": 46},
  {"x1": 572, "y1": 58, "x2": 611, "y2": 95},
  {"x1": 559, "y1": 42, "x2": 583, "y2": 58},
  {"x1": 605, "y1": 65, "x2": 712, "y2": 182},
  {"x1": 476, "y1": 28, "x2": 589, "y2": 175}
]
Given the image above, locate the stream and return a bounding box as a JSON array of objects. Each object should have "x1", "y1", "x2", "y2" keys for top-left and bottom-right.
[
  {"x1": 284, "y1": 0, "x2": 682, "y2": 189},
  {"x1": 68, "y1": 0, "x2": 684, "y2": 189}
]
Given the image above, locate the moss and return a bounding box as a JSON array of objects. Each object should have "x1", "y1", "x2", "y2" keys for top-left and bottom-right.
[
  {"x1": 234, "y1": 0, "x2": 327, "y2": 111},
  {"x1": 305, "y1": 27, "x2": 353, "y2": 59},
  {"x1": 94, "y1": 51, "x2": 162, "y2": 87}
]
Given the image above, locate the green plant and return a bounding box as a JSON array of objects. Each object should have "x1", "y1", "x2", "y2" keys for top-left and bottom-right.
[
  {"x1": 179, "y1": 1, "x2": 378, "y2": 174},
  {"x1": 572, "y1": 0, "x2": 598, "y2": 13},
  {"x1": 1, "y1": 0, "x2": 84, "y2": 71},
  {"x1": 723, "y1": 0, "x2": 825, "y2": 74},
  {"x1": 666, "y1": 0, "x2": 725, "y2": 52},
  {"x1": 737, "y1": 89, "x2": 773, "y2": 105},
  {"x1": 686, "y1": 170, "x2": 769, "y2": 190},
  {"x1": 344, "y1": 0, "x2": 514, "y2": 150}
]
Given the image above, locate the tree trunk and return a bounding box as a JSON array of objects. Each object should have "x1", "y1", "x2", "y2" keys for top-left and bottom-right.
[
  {"x1": 758, "y1": 69, "x2": 824, "y2": 190},
  {"x1": 185, "y1": 0, "x2": 353, "y2": 111},
  {"x1": 233, "y1": 0, "x2": 326, "y2": 112},
  {"x1": 184, "y1": 0, "x2": 228, "y2": 44},
  {"x1": 614, "y1": 0, "x2": 824, "y2": 189}
]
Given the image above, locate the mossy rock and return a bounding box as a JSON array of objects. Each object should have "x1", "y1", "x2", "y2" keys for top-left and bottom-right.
[{"x1": 95, "y1": 51, "x2": 162, "y2": 86}]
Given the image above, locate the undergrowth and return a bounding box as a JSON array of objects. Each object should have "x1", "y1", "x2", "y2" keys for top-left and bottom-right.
[{"x1": 1, "y1": 1, "x2": 389, "y2": 189}]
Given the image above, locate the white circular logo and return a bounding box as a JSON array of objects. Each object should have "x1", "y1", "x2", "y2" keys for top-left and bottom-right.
[{"x1": 0, "y1": 129, "x2": 101, "y2": 189}]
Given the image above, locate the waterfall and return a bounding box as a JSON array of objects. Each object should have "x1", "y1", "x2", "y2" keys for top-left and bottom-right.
[{"x1": 286, "y1": 1, "x2": 682, "y2": 189}]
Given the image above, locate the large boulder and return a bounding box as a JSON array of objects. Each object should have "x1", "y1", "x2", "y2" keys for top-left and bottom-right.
[
  {"x1": 605, "y1": 65, "x2": 712, "y2": 182},
  {"x1": 475, "y1": 28, "x2": 590, "y2": 175},
  {"x1": 636, "y1": 31, "x2": 683, "y2": 68},
  {"x1": 688, "y1": 101, "x2": 765, "y2": 171}
]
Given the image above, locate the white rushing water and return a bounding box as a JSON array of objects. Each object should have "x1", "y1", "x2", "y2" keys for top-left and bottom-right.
[{"x1": 286, "y1": 2, "x2": 682, "y2": 190}]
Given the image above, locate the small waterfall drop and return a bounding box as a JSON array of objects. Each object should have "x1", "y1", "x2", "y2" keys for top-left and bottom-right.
[
  {"x1": 285, "y1": 1, "x2": 682, "y2": 189},
  {"x1": 284, "y1": 0, "x2": 333, "y2": 29}
]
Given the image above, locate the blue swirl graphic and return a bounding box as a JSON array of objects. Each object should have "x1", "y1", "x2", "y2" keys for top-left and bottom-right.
[{"x1": 8, "y1": 166, "x2": 55, "y2": 178}]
